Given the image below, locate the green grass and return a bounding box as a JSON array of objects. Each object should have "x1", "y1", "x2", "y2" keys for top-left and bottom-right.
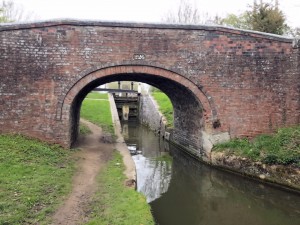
[
  {"x1": 151, "y1": 91, "x2": 174, "y2": 128},
  {"x1": 213, "y1": 126, "x2": 300, "y2": 166},
  {"x1": 0, "y1": 134, "x2": 75, "y2": 225},
  {"x1": 85, "y1": 151, "x2": 154, "y2": 225},
  {"x1": 85, "y1": 91, "x2": 109, "y2": 100},
  {"x1": 80, "y1": 93, "x2": 114, "y2": 134},
  {"x1": 79, "y1": 122, "x2": 92, "y2": 135}
]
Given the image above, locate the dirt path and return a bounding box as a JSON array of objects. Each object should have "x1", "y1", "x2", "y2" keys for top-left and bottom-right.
[{"x1": 51, "y1": 118, "x2": 113, "y2": 225}]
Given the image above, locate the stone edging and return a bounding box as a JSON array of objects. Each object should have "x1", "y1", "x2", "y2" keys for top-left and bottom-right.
[
  {"x1": 108, "y1": 93, "x2": 137, "y2": 187},
  {"x1": 211, "y1": 152, "x2": 300, "y2": 193}
]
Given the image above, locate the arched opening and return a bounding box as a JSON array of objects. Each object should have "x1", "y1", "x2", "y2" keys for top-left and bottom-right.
[{"x1": 60, "y1": 66, "x2": 214, "y2": 157}]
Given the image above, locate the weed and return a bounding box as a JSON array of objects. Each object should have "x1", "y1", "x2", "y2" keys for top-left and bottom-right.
[{"x1": 213, "y1": 126, "x2": 300, "y2": 166}]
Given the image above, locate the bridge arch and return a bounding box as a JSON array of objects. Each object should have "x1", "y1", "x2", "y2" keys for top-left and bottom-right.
[
  {"x1": 61, "y1": 65, "x2": 217, "y2": 157},
  {"x1": 0, "y1": 20, "x2": 298, "y2": 162}
]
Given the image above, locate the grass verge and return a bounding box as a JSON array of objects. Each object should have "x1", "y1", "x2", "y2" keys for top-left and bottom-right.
[
  {"x1": 81, "y1": 92, "x2": 114, "y2": 134},
  {"x1": 85, "y1": 151, "x2": 154, "y2": 225},
  {"x1": 85, "y1": 91, "x2": 109, "y2": 100},
  {"x1": 151, "y1": 91, "x2": 174, "y2": 128},
  {"x1": 0, "y1": 134, "x2": 75, "y2": 225},
  {"x1": 213, "y1": 126, "x2": 300, "y2": 166}
]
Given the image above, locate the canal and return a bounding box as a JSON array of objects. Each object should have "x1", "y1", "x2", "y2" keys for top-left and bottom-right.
[{"x1": 121, "y1": 121, "x2": 300, "y2": 225}]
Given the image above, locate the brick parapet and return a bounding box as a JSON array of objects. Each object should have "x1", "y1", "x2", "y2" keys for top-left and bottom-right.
[{"x1": 0, "y1": 19, "x2": 294, "y2": 43}]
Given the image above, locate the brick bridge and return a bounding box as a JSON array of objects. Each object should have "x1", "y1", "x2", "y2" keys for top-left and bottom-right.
[{"x1": 0, "y1": 20, "x2": 299, "y2": 160}]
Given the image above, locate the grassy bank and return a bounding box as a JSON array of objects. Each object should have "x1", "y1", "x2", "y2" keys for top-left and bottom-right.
[
  {"x1": 0, "y1": 135, "x2": 75, "y2": 225},
  {"x1": 85, "y1": 151, "x2": 154, "y2": 225},
  {"x1": 151, "y1": 90, "x2": 174, "y2": 127},
  {"x1": 85, "y1": 92, "x2": 108, "y2": 100},
  {"x1": 214, "y1": 126, "x2": 300, "y2": 166},
  {"x1": 80, "y1": 92, "x2": 114, "y2": 134}
]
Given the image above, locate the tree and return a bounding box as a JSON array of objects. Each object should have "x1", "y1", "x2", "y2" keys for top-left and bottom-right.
[
  {"x1": 218, "y1": 13, "x2": 250, "y2": 30},
  {"x1": 216, "y1": 1, "x2": 288, "y2": 35},
  {"x1": 0, "y1": 0, "x2": 35, "y2": 23},
  {"x1": 246, "y1": 1, "x2": 288, "y2": 35},
  {"x1": 285, "y1": 27, "x2": 300, "y2": 38},
  {"x1": 0, "y1": 6, "x2": 9, "y2": 22},
  {"x1": 162, "y1": 0, "x2": 212, "y2": 25}
]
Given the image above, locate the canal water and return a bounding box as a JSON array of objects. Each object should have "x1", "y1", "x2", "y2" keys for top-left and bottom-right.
[{"x1": 121, "y1": 121, "x2": 300, "y2": 225}]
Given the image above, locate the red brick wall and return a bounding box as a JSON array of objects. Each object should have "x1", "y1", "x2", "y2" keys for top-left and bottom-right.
[{"x1": 0, "y1": 21, "x2": 299, "y2": 150}]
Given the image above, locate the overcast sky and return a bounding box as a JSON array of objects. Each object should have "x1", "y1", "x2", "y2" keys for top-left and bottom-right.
[{"x1": 12, "y1": 0, "x2": 300, "y2": 28}]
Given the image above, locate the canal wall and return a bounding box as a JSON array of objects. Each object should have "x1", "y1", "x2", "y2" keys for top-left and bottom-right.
[
  {"x1": 139, "y1": 94, "x2": 168, "y2": 138},
  {"x1": 173, "y1": 141, "x2": 300, "y2": 192},
  {"x1": 211, "y1": 152, "x2": 300, "y2": 192}
]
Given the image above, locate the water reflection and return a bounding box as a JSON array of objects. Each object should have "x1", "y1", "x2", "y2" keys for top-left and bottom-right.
[
  {"x1": 122, "y1": 121, "x2": 172, "y2": 203},
  {"x1": 134, "y1": 155, "x2": 172, "y2": 202},
  {"x1": 151, "y1": 146, "x2": 300, "y2": 225},
  {"x1": 122, "y1": 122, "x2": 300, "y2": 225}
]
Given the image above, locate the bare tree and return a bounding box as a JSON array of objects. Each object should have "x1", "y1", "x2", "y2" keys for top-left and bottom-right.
[
  {"x1": 162, "y1": 0, "x2": 212, "y2": 25},
  {"x1": 286, "y1": 27, "x2": 300, "y2": 38},
  {"x1": 0, "y1": 0, "x2": 36, "y2": 22},
  {"x1": 0, "y1": 7, "x2": 7, "y2": 22}
]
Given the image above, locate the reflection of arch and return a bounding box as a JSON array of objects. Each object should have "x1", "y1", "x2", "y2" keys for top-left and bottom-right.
[{"x1": 59, "y1": 65, "x2": 218, "y2": 151}]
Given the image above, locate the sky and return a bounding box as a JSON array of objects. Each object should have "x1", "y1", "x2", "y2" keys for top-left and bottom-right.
[{"x1": 12, "y1": 0, "x2": 300, "y2": 28}]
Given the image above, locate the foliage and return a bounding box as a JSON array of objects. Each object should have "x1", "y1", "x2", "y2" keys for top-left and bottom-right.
[
  {"x1": 80, "y1": 92, "x2": 114, "y2": 134},
  {"x1": 85, "y1": 151, "x2": 154, "y2": 225},
  {"x1": 217, "y1": 1, "x2": 288, "y2": 35},
  {"x1": 214, "y1": 126, "x2": 300, "y2": 166},
  {"x1": 0, "y1": 134, "x2": 75, "y2": 224},
  {"x1": 218, "y1": 13, "x2": 250, "y2": 30},
  {"x1": 151, "y1": 91, "x2": 174, "y2": 128},
  {"x1": 246, "y1": 2, "x2": 288, "y2": 35}
]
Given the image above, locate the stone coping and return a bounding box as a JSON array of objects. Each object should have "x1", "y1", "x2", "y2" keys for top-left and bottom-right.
[{"x1": 0, "y1": 18, "x2": 294, "y2": 43}]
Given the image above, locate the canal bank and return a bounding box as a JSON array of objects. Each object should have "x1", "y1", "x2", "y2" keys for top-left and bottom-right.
[
  {"x1": 121, "y1": 120, "x2": 300, "y2": 225},
  {"x1": 138, "y1": 91, "x2": 300, "y2": 193},
  {"x1": 211, "y1": 151, "x2": 300, "y2": 192},
  {"x1": 167, "y1": 138, "x2": 300, "y2": 193}
]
